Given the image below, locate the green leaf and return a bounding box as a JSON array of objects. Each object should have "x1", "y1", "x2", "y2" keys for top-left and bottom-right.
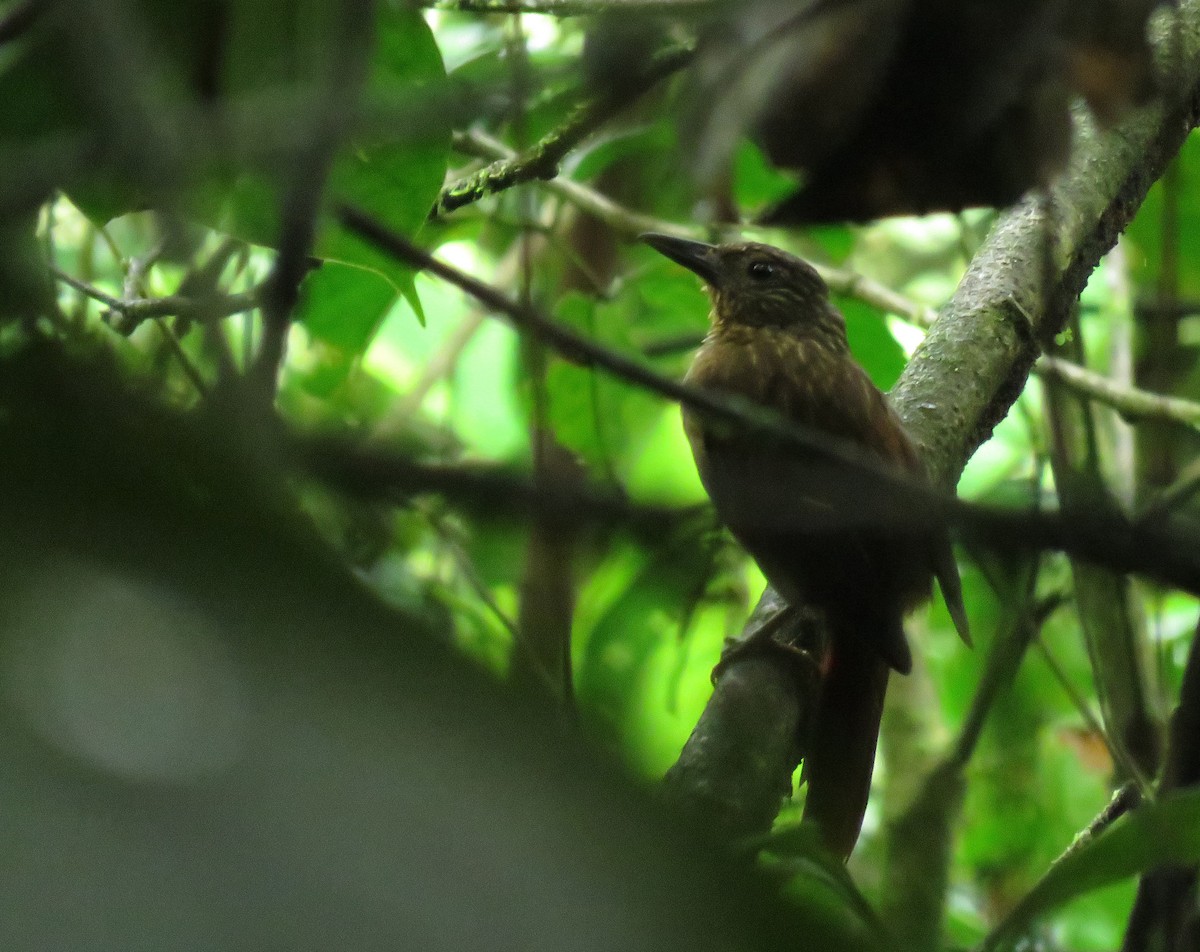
[
  {"x1": 216, "y1": 7, "x2": 449, "y2": 347},
  {"x1": 732, "y1": 140, "x2": 798, "y2": 210},
  {"x1": 575, "y1": 532, "x2": 714, "y2": 744},
  {"x1": 1127, "y1": 133, "x2": 1200, "y2": 298},
  {"x1": 543, "y1": 291, "x2": 662, "y2": 472},
  {"x1": 300, "y1": 261, "x2": 397, "y2": 354},
  {"x1": 310, "y1": 8, "x2": 448, "y2": 338},
  {"x1": 837, "y1": 297, "x2": 907, "y2": 391},
  {"x1": 984, "y1": 789, "x2": 1200, "y2": 951},
  {"x1": 1, "y1": 1, "x2": 448, "y2": 351},
  {"x1": 323, "y1": 5, "x2": 449, "y2": 247},
  {"x1": 757, "y1": 826, "x2": 890, "y2": 952}
]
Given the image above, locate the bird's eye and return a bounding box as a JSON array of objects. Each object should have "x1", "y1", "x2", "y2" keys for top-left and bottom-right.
[{"x1": 747, "y1": 260, "x2": 774, "y2": 280}]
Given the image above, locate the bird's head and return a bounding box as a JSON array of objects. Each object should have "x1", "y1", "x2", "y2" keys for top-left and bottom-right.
[{"x1": 641, "y1": 233, "x2": 846, "y2": 346}]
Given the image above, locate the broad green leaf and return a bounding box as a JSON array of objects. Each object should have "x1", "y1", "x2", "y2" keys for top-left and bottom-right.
[
  {"x1": 306, "y1": 8, "x2": 447, "y2": 340},
  {"x1": 575, "y1": 532, "x2": 714, "y2": 745},
  {"x1": 984, "y1": 789, "x2": 1200, "y2": 951},
  {"x1": 1127, "y1": 132, "x2": 1200, "y2": 299},
  {"x1": 294, "y1": 9, "x2": 450, "y2": 344},
  {"x1": 0, "y1": 1, "x2": 448, "y2": 350},
  {"x1": 300, "y1": 261, "x2": 398, "y2": 354},
  {"x1": 543, "y1": 291, "x2": 662, "y2": 472},
  {"x1": 732, "y1": 140, "x2": 797, "y2": 210},
  {"x1": 836, "y1": 297, "x2": 906, "y2": 391}
]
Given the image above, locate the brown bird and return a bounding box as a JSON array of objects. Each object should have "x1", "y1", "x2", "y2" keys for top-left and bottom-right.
[{"x1": 642, "y1": 233, "x2": 969, "y2": 858}]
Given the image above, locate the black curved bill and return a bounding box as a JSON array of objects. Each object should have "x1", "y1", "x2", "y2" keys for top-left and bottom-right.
[{"x1": 640, "y1": 233, "x2": 721, "y2": 285}]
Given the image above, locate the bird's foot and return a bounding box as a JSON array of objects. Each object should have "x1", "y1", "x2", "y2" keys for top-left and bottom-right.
[{"x1": 710, "y1": 604, "x2": 820, "y2": 686}]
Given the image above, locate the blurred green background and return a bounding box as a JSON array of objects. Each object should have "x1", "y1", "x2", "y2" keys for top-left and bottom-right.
[{"x1": 4, "y1": 1, "x2": 1200, "y2": 948}]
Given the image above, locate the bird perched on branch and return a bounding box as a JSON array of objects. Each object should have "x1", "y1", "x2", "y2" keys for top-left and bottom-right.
[{"x1": 642, "y1": 233, "x2": 970, "y2": 858}]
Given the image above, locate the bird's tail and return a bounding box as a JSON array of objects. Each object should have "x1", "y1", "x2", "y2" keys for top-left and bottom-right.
[{"x1": 801, "y1": 632, "x2": 892, "y2": 860}]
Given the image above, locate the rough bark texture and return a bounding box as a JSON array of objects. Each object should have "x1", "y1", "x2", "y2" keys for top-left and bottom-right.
[{"x1": 662, "y1": 590, "x2": 814, "y2": 837}]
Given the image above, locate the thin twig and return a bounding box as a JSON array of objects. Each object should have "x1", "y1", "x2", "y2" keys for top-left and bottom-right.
[
  {"x1": 1042, "y1": 318, "x2": 1162, "y2": 788},
  {"x1": 977, "y1": 782, "x2": 1144, "y2": 952},
  {"x1": 1035, "y1": 630, "x2": 1154, "y2": 797},
  {"x1": 453, "y1": 128, "x2": 692, "y2": 237},
  {"x1": 421, "y1": 503, "x2": 526, "y2": 643},
  {"x1": 123, "y1": 242, "x2": 165, "y2": 300},
  {"x1": 338, "y1": 203, "x2": 931, "y2": 488},
  {"x1": 1037, "y1": 355, "x2": 1200, "y2": 428},
  {"x1": 93, "y1": 224, "x2": 124, "y2": 272},
  {"x1": 432, "y1": 42, "x2": 695, "y2": 216},
  {"x1": 49, "y1": 265, "x2": 260, "y2": 325},
  {"x1": 50, "y1": 265, "x2": 122, "y2": 310},
  {"x1": 455, "y1": 128, "x2": 940, "y2": 327},
  {"x1": 820, "y1": 266, "x2": 937, "y2": 328},
  {"x1": 153, "y1": 322, "x2": 209, "y2": 397},
  {"x1": 335, "y1": 206, "x2": 1200, "y2": 599},
  {"x1": 1050, "y1": 782, "x2": 1143, "y2": 872}
]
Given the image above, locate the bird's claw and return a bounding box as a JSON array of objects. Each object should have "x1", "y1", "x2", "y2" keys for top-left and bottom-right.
[{"x1": 710, "y1": 627, "x2": 820, "y2": 688}]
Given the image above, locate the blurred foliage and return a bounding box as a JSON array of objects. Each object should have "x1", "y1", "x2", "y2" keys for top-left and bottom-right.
[{"x1": 3, "y1": 0, "x2": 1200, "y2": 949}]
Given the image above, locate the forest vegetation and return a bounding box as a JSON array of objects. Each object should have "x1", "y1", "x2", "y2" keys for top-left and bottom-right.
[{"x1": 2, "y1": 1, "x2": 1200, "y2": 949}]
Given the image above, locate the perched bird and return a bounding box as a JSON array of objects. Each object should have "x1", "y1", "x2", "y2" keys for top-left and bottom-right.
[{"x1": 642, "y1": 233, "x2": 969, "y2": 858}]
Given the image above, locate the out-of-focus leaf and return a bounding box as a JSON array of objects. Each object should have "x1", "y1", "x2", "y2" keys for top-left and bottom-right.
[
  {"x1": 0, "y1": 1, "x2": 447, "y2": 351},
  {"x1": 0, "y1": 212, "x2": 53, "y2": 319},
  {"x1": 572, "y1": 124, "x2": 676, "y2": 186},
  {"x1": 753, "y1": 825, "x2": 889, "y2": 952},
  {"x1": 688, "y1": 0, "x2": 1158, "y2": 223},
  {"x1": 318, "y1": 8, "x2": 449, "y2": 258},
  {"x1": 544, "y1": 291, "x2": 661, "y2": 472},
  {"x1": 297, "y1": 9, "x2": 450, "y2": 343},
  {"x1": 300, "y1": 262, "x2": 398, "y2": 355},
  {"x1": 575, "y1": 531, "x2": 714, "y2": 744},
  {"x1": 1127, "y1": 133, "x2": 1200, "y2": 298},
  {"x1": 837, "y1": 297, "x2": 906, "y2": 391},
  {"x1": 984, "y1": 789, "x2": 1200, "y2": 951},
  {"x1": 730, "y1": 141, "x2": 797, "y2": 210}
]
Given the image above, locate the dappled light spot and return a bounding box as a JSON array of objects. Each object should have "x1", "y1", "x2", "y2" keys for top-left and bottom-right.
[{"x1": 3, "y1": 564, "x2": 247, "y2": 784}]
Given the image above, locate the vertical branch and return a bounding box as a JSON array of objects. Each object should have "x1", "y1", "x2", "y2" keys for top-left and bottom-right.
[
  {"x1": 879, "y1": 566, "x2": 1047, "y2": 952},
  {"x1": 1043, "y1": 310, "x2": 1160, "y2": 787},
  {"x1": 250, "y1": 0, "x2": 376, "y2": 403}
]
